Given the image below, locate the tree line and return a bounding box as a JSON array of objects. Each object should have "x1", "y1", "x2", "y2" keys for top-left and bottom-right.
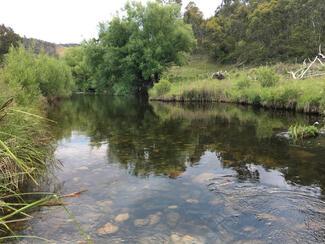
[
  {"x1": 1, "y1": 0, "x2": 324, "y2": 96},
  {"x1": 184, "y1": 0, "x2": 325, "y2": 64}
]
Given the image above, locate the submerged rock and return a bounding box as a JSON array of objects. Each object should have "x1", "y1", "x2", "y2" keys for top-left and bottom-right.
[
  {"x1": 192, "y1": 173, "x2": 218, "y2": 184},
  {"x1": 186, "y1": 198, "x2": 199, "y2": 204},
  {"x1": 96, "y1": 222, "x2": 119, "y2": 235},
  {"x1": 276, "y1": 132, "x2": 291, "y2": 140},
  {"x1": 168, "y1": 205, "x2": 178, "y2": 209},
  {"x1": 148, "y1": 212, "x2": 161, "y2": 226},
  {"x1": 134, "y1": 218, "x2": 149, "y2": 227},
  {"x1": 170, "y1": 233, "x2": 203, "y2": 244},
  {"x1": 133, "y1": 212, "x2": 161, "y2": 227},
  {"x1": 166, "y1": 212, "x2": 180, "y2": 227},
  {"x1": 114, "y1": 213, "x2": 129, "y2": 223},
  {"x1": 96, "y1": 200, "x2": 113, "y2": 207},
  {"x1": 256, "y1": 213, "x2": 283, "y2": 222}
]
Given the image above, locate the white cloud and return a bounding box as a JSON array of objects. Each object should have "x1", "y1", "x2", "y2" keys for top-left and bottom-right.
[{"x1": 0, "y1": 0, "x2": 220, "y2": 44}]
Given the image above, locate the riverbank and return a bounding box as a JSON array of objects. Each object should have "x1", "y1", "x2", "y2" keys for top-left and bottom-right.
[
  {"x1": 0, "y1": 45, "x2": 73, "y2": 239},
  {"x1": 149, "y1": 56, "x2": 325, "y2": 115},
  {"x1": 0, "y1": 80, "x2": 56, "y2": 237}
]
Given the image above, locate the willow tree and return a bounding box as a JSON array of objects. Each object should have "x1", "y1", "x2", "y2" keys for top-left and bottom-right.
[{"x1": 86, "y1": 1, "x2": 195, "y2": 95}]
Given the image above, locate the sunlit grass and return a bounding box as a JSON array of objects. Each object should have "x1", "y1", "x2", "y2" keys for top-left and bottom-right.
[{"x1": 149, "y1": 56, "x2": 325, "y2": 115}]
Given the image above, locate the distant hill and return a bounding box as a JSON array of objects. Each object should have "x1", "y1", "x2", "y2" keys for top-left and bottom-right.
[{"x1": 23, "y1": 37, "x2": 79, "y2": 57}]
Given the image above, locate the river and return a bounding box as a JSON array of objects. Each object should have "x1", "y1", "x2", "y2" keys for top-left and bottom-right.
[{"x1": 18, "y1": 94, "x2": 325, "y2": 243}]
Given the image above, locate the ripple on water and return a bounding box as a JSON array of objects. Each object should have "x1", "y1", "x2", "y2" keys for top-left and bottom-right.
[{"x1": 206, "y1": 173, "x2": 325, "y2": 243}]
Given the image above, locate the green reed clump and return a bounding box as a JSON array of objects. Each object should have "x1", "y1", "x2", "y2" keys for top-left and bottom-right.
[
  {"x1": 0, "y1": 83, "x2": 56, "y2": 237},
  {"x1": 288, "y1": 124, "x2": 319, "y2": 140},
  {"x1": 151, "y1": 79, "x2": 171, "y2": 97},
  {"x1": 254, "y1": 66, "x2": 279, "y2": 88}
]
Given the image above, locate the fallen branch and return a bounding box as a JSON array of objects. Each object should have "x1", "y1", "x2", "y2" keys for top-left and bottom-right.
[
  {"x1": 40, "y1": 190, "x2": 88, "y2": 207},
  {"x1": 62, "y1": 189, "x2": 88, "y2": 198}
]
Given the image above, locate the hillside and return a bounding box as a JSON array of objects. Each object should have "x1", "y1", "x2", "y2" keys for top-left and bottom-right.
[{"x1": 23, "y1": 37, "x2": 78, "y2": 57}]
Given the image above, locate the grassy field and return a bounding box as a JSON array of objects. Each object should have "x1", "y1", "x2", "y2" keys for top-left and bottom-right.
[{"x1": 149, "y1": 55, "x2": 325, "y2": 115}]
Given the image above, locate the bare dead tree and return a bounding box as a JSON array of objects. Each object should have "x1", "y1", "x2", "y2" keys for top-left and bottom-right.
[{"x1": 289, "y1": 45, "x2": 325, "y2": 79}]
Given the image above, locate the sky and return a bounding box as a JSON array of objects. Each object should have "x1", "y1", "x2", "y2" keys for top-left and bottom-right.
[{"x1": 0, "y1": 0, "x2": 221, "y2": 44}]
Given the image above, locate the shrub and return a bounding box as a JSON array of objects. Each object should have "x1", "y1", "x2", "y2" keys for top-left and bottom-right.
[
  {"x1": 37, "y1": 53, "x2": 74, "y2": 98},
  {"x1": 2, "y1": 46, "x2": 74, "y2": 103},
  {"x1": 255, "y1": 67, "x2": 279, "y2": 87},
  {"x1": 154, "y1": 79, "x2": 172, "y2": 97}
]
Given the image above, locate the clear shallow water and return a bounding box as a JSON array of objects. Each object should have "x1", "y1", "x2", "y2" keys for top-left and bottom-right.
[{"x1": 18, "y1": 95, "x2": 325, "y2": 243}]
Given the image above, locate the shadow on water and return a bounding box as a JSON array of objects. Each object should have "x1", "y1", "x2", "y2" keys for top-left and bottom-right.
[{"x1": 18, "y1": 94, "x2": 325, "y2": 243}]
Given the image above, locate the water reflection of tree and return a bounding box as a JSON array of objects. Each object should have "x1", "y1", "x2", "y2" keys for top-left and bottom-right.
[{"x1": 48, "y1": 95, "x2": 325, "y2": 192}]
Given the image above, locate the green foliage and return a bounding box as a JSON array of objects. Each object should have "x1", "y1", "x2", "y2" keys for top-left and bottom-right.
[
  {"x1": 63, "y1": 46, "x2": 93, "y2": 91},
  {"x1": 149, "y1": 56, "x2": 325, "y2": 115},
  {"x1": 199, "y1": 0, "x2": 325, "y2": 63},
  {"x1": 85, "y1": 1, "x2": 195, "y2": 94},
  {"x1": 152, "y1": 79, "x2": 172, "y2": 97},
  {"x1": 288, "y1": 124, "x2": 319, "y2": 140},
  {"x1": 236, "y1": 77, "x2": 251, "y2": 89},
  {"x1": 0, "y1": 25, "x2": 21, "y2": 62},
  {"x1": 254, "y1": 67, "x2": 279, "y2": 88},
  {"x1": 184, "y1": 2, "x2": 204, "y2": 47},
  {"x1": 2, "y1": 46, "x2": 74, "y2": 103}
]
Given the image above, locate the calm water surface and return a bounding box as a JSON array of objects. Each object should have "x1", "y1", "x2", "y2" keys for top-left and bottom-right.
[{"x1": 19, "y1": 95, "x2": 325, "y2": 243}]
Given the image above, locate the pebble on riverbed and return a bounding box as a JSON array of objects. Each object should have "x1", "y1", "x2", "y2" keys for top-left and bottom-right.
[
  {"x1": 192, "y1": 173, "x2": 218, "y2": 184},
  {"x1": 78, "y1": 166, "x2": 89, "y2": 170},
  {"x1": 170, "y1": 233, "x2": 203, "y2": 244},
  {"x1": 133, "y1": 212, "x2": 162, "y2": 227},
  {"x1": 166, "y1": 212, "x2": 180, "y2": 227},
  {"x1": 168, "y1": 205, "x2": 178, "y2": 209},
  {"x1": 186, "y1": 198, "x2": 199, "y2": 204},
  {"x1": 114, "y1": 213, "x2": 129, "y2": 223},
  {"x1": 134, "y1": 218, "x2": 149, "y2": 227},
  {"x1": 96, "y1": 222, "x2": 119, "y2": 235},
  {"x1": 96, "y1": 200, "x2": 113, "y2": 207}
]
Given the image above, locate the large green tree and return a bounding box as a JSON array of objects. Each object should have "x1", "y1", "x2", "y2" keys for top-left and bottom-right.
[
  {"x1": 63, "y1": 46, "x2": 93, "y2": 91},
  {"x1": 86, "y1": 1, "x2": 195, "y2": 95}
]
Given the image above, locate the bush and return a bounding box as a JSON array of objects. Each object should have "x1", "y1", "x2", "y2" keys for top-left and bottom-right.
[
  {"x1": 255, "y1": 67, "x2": 279, "y2": 87},
  {"x1": 63, "y1": 46, "x2": 92, "y2": 91},
  {"x1": 154, "y1": 79, "x2": 172, "y2": 97},
  {"x1": 2, "y1": 46, "x2": 74, "y2": 103}
]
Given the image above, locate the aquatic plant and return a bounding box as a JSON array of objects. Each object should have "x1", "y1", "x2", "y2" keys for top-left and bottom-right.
[{"x1": 288, "y1": 124, "x2": 319, "y2": 140}]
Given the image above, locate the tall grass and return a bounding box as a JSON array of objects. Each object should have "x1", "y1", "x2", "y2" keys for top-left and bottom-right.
[
  {"x1": 0, "y1": 82, "x2": 57, "y2": 237},
  {"x1": 0, "y1": 46, "x2": 88, "y2": 241},
  {"x1": 149, "y1": 56, "x2": 325, "y2": 115}
]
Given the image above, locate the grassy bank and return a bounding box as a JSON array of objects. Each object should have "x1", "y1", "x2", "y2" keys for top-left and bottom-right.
[
  {"x1": 0, "y1": 78, "x2": 58, "y2": 237},
  {"x1": 0, "y1": 46, "x2": 74, "y2": 239},
  {"x1": 149, "y1": 56, "x2": 325, "y2": 115}
]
